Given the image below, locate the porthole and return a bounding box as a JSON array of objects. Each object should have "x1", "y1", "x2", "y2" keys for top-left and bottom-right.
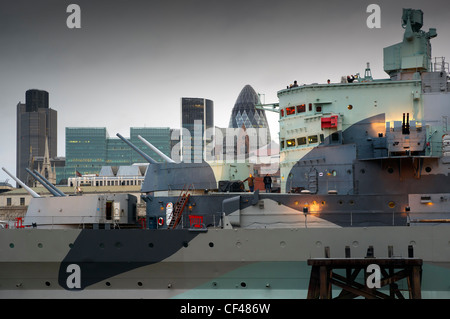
[
  {"x1": 69, "y1": 243, "x2": 74, "y2": 249},
  {"x1": 387, "y1": 167, "x2": 394, "y2": 174},
  {"x1": 148, "y1": 243, "x2": 154, "y2": 248},
  {"x1": 347, "y1": 105, "x2": 353, "y2": 110},
  {"x1": 9, "y1": 243, "x2": 14, "y2": 248},
  {"x1": 45, "y1": 281, "x2": 51, "y2": 287},
  {"x1": 182, "y1": 241, "x2": 188, "y2": 248},
  {"x1": 137, "y1": 282, "x2": 143, "y2": 287},
  {"x1": 99, "y1": 243, "x2": 105, "y2": 249},
  {"x1": 240, "y1": 282, "x2": 247, "y2": 288},
  {"x1": 425, "y1": 167, "x2": 432, "y2": 173},
  {"x1": 105, "y1": 282, "x2": 111, "y2": 287},
  {"x1": 388, "y1": 201, "x2": 396, "y2": 208},
  {"x1": 37, "y1": 243, "x2": 43, "y2": 248},
  {"x1": 209, "y1": 242, "x2": 214, "y2": 247},
  {"x1": 115, "y1": 242, "x2": 122, "y2": 248}
]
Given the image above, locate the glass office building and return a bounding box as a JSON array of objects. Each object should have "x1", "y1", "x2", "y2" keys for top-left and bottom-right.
[
  {"x1": 65, "y1": 127, "x2": 108, "y2": 177},
  {"x1": 64, "y1": 127, "x2": 172, "y2": 180},
  {"x1": 181, "y1": 97, "x2": 214, "y2": 163}
]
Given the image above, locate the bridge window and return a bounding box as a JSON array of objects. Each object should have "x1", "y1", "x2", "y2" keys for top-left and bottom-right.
[
  {"x1": 286, "y1": 139, "x2": 296, "y2": 147},
  {"x1": 308, "y1": 135, "x2": 318, "y2": 144},
  {"x1": 286, "y1": 106, "x2": 296, "y2": 116},
  {"x1": 297, "y1": 137, "x2": 307, "y2": 145},
  {"x1": 297, "y1": 104, "x2": 306, "y2": 113}
]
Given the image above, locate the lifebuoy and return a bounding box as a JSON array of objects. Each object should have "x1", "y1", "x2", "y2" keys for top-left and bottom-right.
[{"x1": 158, "y1": 217, "x2": 164, "y2": 226}]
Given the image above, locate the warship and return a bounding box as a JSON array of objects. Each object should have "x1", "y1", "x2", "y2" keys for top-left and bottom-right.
[{"x1": 1, "y1": 8, "x2": 450, "y2": 299}]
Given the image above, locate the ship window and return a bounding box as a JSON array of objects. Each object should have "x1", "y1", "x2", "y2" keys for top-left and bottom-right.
[
  {"x1": 280, "y1": 141, "x2": 285, "y2": 149},
  {"x1": 280, "y1": 109, "x2": 284, "y2": 117},
  {"x1": 286, "y1": 106, "x2": 295, "y2": 116},
  {"x1": 297, "y1": 104, "x2": 306, "y2": 113},
  {"x1": 297, "y1": 137, "x2": 307, "y2": 145},
  {"x1": 309, "y1": 103, "x2": 312, "y2": 111},
  {"x1": 6, "y1": 198, "x2": 11, "y2": 206},
  {"x1": 316, "y1": 106, "x2": 322, "y2": 112},
  {"x1": 320, "y1": 134, "x2": 324, "y2": 143},
  {"x1": 308, "y1": 135, "x2": 318, "y2": 144},
  {"x1": 286, "y1": 139, "x2": 296, "y2": 147},
  {"x1": 20, "y1": 198, "x2": 25, "y2": 206}
]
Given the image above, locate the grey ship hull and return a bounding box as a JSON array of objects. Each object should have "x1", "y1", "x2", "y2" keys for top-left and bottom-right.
[{"x1": 2, "y1": 224, "x2": 450, "y2": 298}]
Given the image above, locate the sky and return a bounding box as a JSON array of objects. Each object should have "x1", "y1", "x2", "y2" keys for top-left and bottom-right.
[{"x1": 0, "y1": 0, "x2": 449, "y2": 183}]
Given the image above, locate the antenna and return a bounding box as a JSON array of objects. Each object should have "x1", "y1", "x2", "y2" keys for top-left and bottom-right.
[
  {"x1": 1, "y1": 167, "x2": 41, "y2": 198},
  {"x1": 137, "y1": 135, "x2": 175, "y2": 163}
]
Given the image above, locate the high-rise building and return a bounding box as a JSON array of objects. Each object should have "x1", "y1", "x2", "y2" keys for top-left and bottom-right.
[
  {"x1": 228, "y1": 85, "x2": 271, "y2": 147},
  {"x1": 181, "y1": 97, "x2": 214, "y2": 163},
  {"x1": 16, "y1": 89, "x2": 57, "y2": 186}
]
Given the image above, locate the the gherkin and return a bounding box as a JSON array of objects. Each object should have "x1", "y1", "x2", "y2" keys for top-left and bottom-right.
[{"x1": 228, "y1": 85, "x2": 271, "y2": 147}]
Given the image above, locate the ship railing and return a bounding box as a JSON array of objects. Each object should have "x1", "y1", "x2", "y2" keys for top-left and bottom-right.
[
  {"x1": 0, "y1": 215, "x2": 122, "y2": 229},
  {"x1": 432, "y1": 57, "x2": 449, "y2": 73}
]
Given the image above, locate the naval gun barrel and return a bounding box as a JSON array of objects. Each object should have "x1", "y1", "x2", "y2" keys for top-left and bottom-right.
[
  {"x1": 116, "y1": 133, "x2": 158, "y2": 164},
  {"x1": 32, "y1": 169, "x2": 66, "y2": 197},
  {"x1": 137, "y1": 135, "x2": 175, "y2": 163},
  {"x1": 1, "y1": 167, "x2": 41, "y2": 198},
  {"x1": 25, "y1": 168, "x2": 60, "y2": 196},
  {"x1": 25, "y1": 168, "x2": 64, "y2": 197}
]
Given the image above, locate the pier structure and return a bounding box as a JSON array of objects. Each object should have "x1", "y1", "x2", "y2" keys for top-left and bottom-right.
[{"x1": 307, "y1": 246, "x2": 422, "y2": 299}]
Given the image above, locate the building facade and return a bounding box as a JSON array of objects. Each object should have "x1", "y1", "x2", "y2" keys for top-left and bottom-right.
[
  {"x1": 16, "y1": 89, "x2": 57, "y2": 186},
  {"x1": 64, "y1": 127, "x2": 172, "y2": 180}
]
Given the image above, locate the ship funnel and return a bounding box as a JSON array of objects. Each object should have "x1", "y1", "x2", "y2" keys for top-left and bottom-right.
[
  {"x1": 32, "y1": 169, "x2": 66, "y2": 197},
  {"x1": 25, "y1": 168, "x2": 61, "y2": 197},
  {"x1": 137, "y1": 135, "x2": 175, "y2": 163},
  {"x1": 1, "y1": 167, "x2": 41, "y2": 198},
  {"x1": 116, "y1": 133, "x2": 158, "y2": 164}
]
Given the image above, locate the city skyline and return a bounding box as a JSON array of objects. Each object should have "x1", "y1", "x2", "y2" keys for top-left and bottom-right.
[{"x1": 1, "y1": 0, "x2": 450, "y2": 183}]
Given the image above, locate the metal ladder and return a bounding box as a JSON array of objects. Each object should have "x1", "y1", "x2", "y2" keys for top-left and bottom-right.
[{"x1": 168, "y1": 184, "x2": 192, "y2": 229}]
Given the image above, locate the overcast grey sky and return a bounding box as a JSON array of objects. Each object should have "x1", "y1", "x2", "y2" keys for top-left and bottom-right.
[{"x1": 1, "y1": 0, "x2": 449, "y2": 183}]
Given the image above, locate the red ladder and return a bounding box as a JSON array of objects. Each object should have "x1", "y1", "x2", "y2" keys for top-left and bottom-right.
[{"x1": 168, "y1": 184, "x2": 192, "y2": 229}]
